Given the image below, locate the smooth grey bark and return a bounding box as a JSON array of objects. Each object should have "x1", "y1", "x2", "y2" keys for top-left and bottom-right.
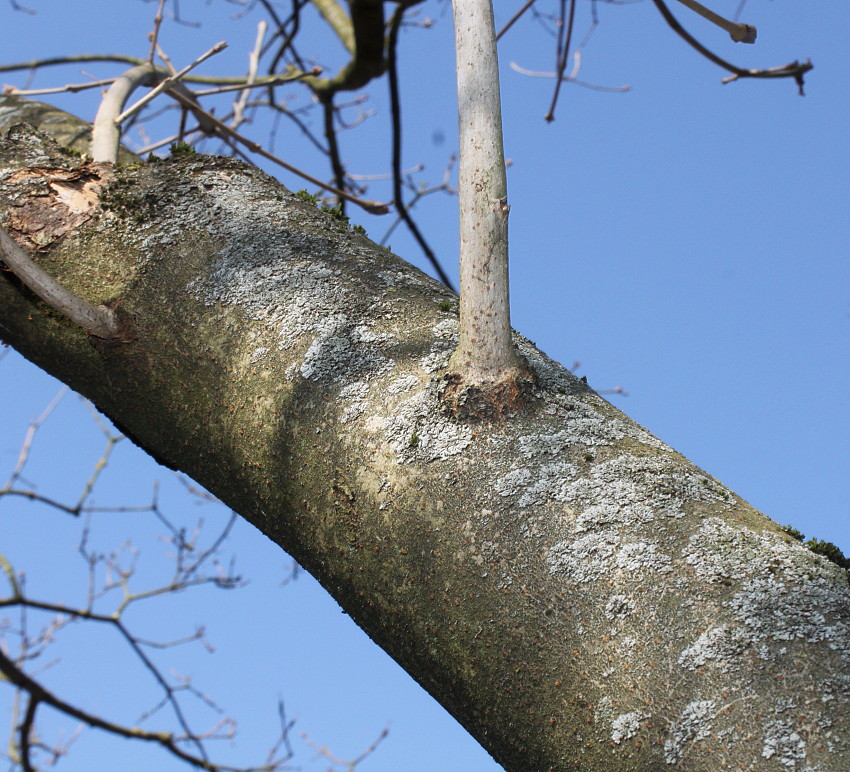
[
  {"x1": 450, "y1": 0, "x2": 523, "y2": 386},
  {"x1": 1, "y1": 107, "x2": 848, "y2": 771}
]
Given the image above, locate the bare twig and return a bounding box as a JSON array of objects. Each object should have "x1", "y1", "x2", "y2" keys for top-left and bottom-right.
[
  {"x1": 0, "y1": 226, "x2": 119, "y2": 338},
  {"x1": 301, "y1": 725, "x2": 389, "y2": 770},
  {"x1": 232, "y1": 20, "x2": 267, "y2": 129},
  {"x1": 91, "y1": 63, "x2": 216, "y2": 162},
  {"x1": 3, "y1": 78, "x2": 117, "y2": 97},
  {"x1": 511, "y1": 57, "x2": 630, "y2": 92},
  {"x1": 497, "y1": 0, "x2": 538, "y2": 41},
  {"x1": 675, "y1": 0, "x2": 756, "y2": 43},
  {"x1": 115, "y1": 41, "x2": 228, "y2": 125},
  {"x1": 165, "y1": 87, "x2": 389, "y2": 213},
  {"x1": 386, "y1": 7, "x2": 455, "y2": 290},
  {"x1": 193, "y1": 69, "x2": 321, "y2": 96},
  {"x1": 9, "y1": 0, "x2": 36, "y2": 14},
  {"x1": 651, "y1": 0, "x2": 812, "y2": 93},
  {"x1": 545, "y1": 0, "x2": 577, "y2": 122},
  {"x1": 147, "y1": 0, "x2": 168, "y2": 63}
]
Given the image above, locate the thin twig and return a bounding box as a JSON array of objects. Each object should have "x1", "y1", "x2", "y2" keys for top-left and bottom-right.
[
  {"x1": 675, "y1": 0, "x2": 755, "y2": 43},
  {"x1": 232, "y1": 20, "x2": 267, "y2": 130},
  {"x1": 3, "y1": 78, "x2": 117, "y2": 97},
  {"x1": 193, "y1": 69, "x2": 320, "y2": 96},
  {"x1": 651, "y1": 0, "x2": 812, "y2": 93},
  {"x1": 321, "y1": 97, "x2": 348, "y2": 211},
  {"x1": 510, "y1": 59, "x2": 630, "y2": 92},
  {"x1": 165, "y1": 87, "x2": 389, "y2": 214},
  {"x1": 545, "y1": 0, "x2": 577, "y2": 122},
  {"x1": 116, "y1": 41, "x2": 228, "y2": 125},
  {"x1": 386, "y1": 7, "x2": 455, "y2": 291},
  {"x1": 147, "y1": 0, "x2": 168, "y2": 63},
  {"x1": 496, "y1": 0, "x2": 538, "y2": 40}
]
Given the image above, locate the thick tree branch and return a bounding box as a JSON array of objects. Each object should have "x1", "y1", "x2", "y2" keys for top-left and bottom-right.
[
  {"x1": 1, "y1": 114, "x2": 848, "y2": 772},
  {"x1": 297, "y1": 0, "x2": 386, "y2": 96}
]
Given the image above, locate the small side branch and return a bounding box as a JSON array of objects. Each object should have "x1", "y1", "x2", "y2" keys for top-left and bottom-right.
[
  {"x1": 165, "y1": 88, "x2": 389, "y2": 214},
  {"x1": 91, "y1": 63, "x2": 216, "y2": 163},
  {"x1": 0, "y1": 226, "x2": 119, "y2": 339},
  {"x1": 675, "y1": 0, "x2": 756, "y2": 43},
  {"x1": 386, "y1": 7, "x2": 455, "y2": 290},
  {"x1": 652, "y1": 0, "x2": 812, "y2": 93}
]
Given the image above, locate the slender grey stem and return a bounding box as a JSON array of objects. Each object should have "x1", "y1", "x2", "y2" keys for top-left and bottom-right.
[
  {"x1": 0, "y1": 226, "x2": 118, "y2": 338},
  {"x1": 91, "y1": 64, "x2": 215, "y2": 162}
]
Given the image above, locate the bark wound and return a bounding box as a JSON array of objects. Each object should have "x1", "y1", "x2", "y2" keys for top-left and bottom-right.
[
  {"x1": 3, "y1": 164, "x2": 113, "y2": 250},
  {"x1": 441, "y1": 363, "x2": 537, "y2": 421}
]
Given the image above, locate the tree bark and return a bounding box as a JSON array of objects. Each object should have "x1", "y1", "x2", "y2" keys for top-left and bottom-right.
[
  {"x1": 1, "y1": 105, "x2": 849, "y2": 771},
  {"x1": 450, "y1": 0, "x2": 524, "y2": 391}
]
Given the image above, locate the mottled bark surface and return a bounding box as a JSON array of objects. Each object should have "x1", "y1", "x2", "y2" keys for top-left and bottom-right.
[{"x1": 1, "y1": 111, "x2": 848, "y2": 771}]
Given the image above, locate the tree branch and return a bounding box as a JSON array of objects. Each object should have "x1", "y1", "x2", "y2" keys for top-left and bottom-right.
[
  {"x1": 651, "y1": 0, "x2": 812, "y2": 92},
  {"x1": 0, "y1": 225, "x2": 119, "y2": 338},
  {"x1": 675, "y1": 0, "x2": 756, "y2": 43},
  {"x1": 2, "y1": 108, "x2": 848, "y2": 772},
  {"x1": 91, "y1": 63, "x2": 218, "y2": 163},
  {"x1": 386, "y1": 7, "x2": 455, "y2": 291},
  {"x1": 165, "y1": 87, "x2": 389, "y2": 213}
]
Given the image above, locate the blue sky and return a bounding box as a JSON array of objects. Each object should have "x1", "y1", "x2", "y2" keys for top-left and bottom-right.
[{"x1": 1, "y1": 1, "x2": 848, "y2": 770}]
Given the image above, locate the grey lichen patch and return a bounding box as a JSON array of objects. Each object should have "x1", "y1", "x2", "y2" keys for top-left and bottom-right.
[
  {"x1": 611, "y1": 710, "x2": 647, "y2": 745},
  {"x1": 683, "y1": 518, "x2": 850, "y2": 653},
  {"x1": 385, "y1": 373, "x2": 420, "y2": 394},
  {"x1": 547, "y1": 531, "x2": 620, "y2": 583},
  {"x1": 379, "y1": 380, "x2": 473, "y2": 463},
  {"x1": 604, "y1": 594, "x2": 636, "y2": 619},
  {"x1": 547, "y1": 532, "x2": 673, "y2": 584},
  {"x1": 338, "y1": 381, "x2": 370, "y2": 424},
  {"x1": 678, "y1": 625, "x2": 749, "y2": 672},
  {"x1": 494, "y1": 462, "x2": 578, "y2": 507},
  {"x1": 614, "y1": 540, "x2": 673, "y2": 573},
  {"x1": 663, "y1": 699, "x2": 717, "y2": 764},
  {"x1": 420, "y1": 318, "x2": 458, "y2": 373},
  {"x1": 297, "y1": 317, "x2": 393, "y2": 383},
  {"x1": 762, "y1": 717, "x2": 808, "y2": 768}
]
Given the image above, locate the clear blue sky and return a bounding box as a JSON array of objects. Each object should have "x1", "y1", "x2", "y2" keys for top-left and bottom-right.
[{"x1": 1, "y1": 1, "x2": 847, "y2": 770}]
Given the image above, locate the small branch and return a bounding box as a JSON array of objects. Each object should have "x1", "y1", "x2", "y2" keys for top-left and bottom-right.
[
  {"x1": 675, "y1": 0, "x2": 756, "y2": 43},
  {"x1": 115, "y1": 42, "x2": 228, "y2": 126},
  {"x1": 91, "y1": 64, "x2": 216, "y2": 162},
  {"x1": 300, "y1": 0, "x2": 386, "y2": 96},
  {"x1": 192, "y1": 68, "x2": 320, "y2": 96},
  {"x1": 386, "y1": 7, "x2": 455, "y2": 290},
  {"x1": 496, "y1": 0, "x2": 538, "y2": 41},
  {"x1": 311, "y1": 0, "x2": 355, "y2": 54},
  {"x1": 0, "y1": 54, "x2": 145, "y2": 75},
  {"x1": 545, "y1": 0, "x2": 577, "y2": 122},
  {"x1": 511, "y1": 58, "x2": 630, "y2": 93},
  {"x1": 0, "y1": 646, "x2": 228, "y2": 771},
  {"x1": 19, "y1": 696, "x2": 37, "y2": 772},
  {"x1": 147, "y1": 0, "x2": 168, "y2": 63},
  {"x1": 232, "y1": 21, "x2": 267, "y2": 130},
  {"x1": 3, "y1": 78, "x2": 117, "y2": 97},
  {"x1": 321, "y1": 97, "x2": 348, "y2": 210},
  {"x1": 651, "y1": 0, "x2": 812, "y2": 93},
  {"x1": 0, "y1": 226, "x2": 119, "y2": 338},
  {"x1": 165, "y1": 88, "x2": 389, "y2": 214}
]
